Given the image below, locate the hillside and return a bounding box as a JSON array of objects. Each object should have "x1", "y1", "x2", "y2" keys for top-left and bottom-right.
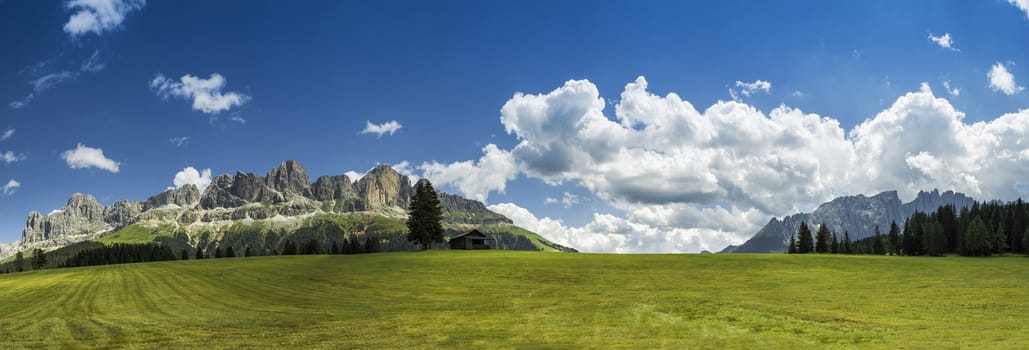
[
  {"x1": 728, "y1": 190, "x2": 974, "y2": 253},
  {"x1": 0, "y1": 252, "x2": 1026, "y2": 348},
  {"x1": 0, "y1": 161, "x2": 575, "y2": 262}
]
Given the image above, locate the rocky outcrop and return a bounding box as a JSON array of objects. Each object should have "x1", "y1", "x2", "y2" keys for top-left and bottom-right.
[
  {"x1": 265, "y1": 160, "x2": 313, "y2": 198},
  {"x1": 21, "y1": 193, "x2": 109, "y2": 245},
  {"x1": 312, "y1": 175, "x2": 357, "y2": 201},
  {"x1": 355, "y1": 165, "x2": 414, "y2": 209},
  {"x1": 23, "y1": 212, "x2": 46, "y2": 242},
  {"x1": 145, "y1": 185, "x2": 201, "y2": 210},
  {"x1": 6, "y1": 161, "x2": 541, "y2": 259},
  {"x1": 231, "y1": 172, "x2": 284, "y2": 204},
  {"x1": 105, "y1": 200, "x2": 143, "y2": 228},
  {"x1": 200, "y1": 172, "x2": 285, "y2": 209},
  {"x1": 729, "y1": 189, "x2": 975, "y2": 253},
  {"x1": 201, "y1": 175, "x2": 244, "y2": 209}
]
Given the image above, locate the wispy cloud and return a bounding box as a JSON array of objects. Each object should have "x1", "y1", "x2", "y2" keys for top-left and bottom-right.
[
  {"x1": 9, "y1": 71, "x2": 79, "y2": 109},
  {"x1": 64, "y1": 0, "x2": 146, "y2": 37},
  {"x1": 151, "y1": 73, "x2": 250, "y2": 114},
  {"x1": 928, "y1": 32, "x2": 959, "y2": 51},
  {"x1": 360, "y1": 120, "x2": 403, "y2": 137},
  {"x1": 1, "y1": 151, "x2": 26, "y2": 164},
  {"x1": 81, "y1": 50, "x2": 106, "y2": 72},
  {"x1": 169, "y1": 136, "x2": 190, "y2": 147},
  {"x1": 0, "y1": 129, "x2": 13, "y2": 142},
  {"x1": 942, "y1": 81, "x2": 960, "y2": 96},
  {"x1": 1, "y1": 179, "x2": 20, "y2": 195}
]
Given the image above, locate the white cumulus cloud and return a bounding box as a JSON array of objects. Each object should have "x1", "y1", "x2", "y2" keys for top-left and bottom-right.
[
  {"x1": 1010, "y1": 0, "x2": 1029, "y2": 17},
  {"x1": 360, "y1": 120, "x2": 403, "y2": 137},
  {"x1": 1, "y1": 179, "x2": 19, "y2": 195},
  {"x1": 470, "y1": 76, "x2": 1029, "y2": 253},
  {"x1": 729, "y1": 80, "x2": 771, "y2": 100},
  {"x1": 151, "y1": 73, "x2": 250, "y2": 114},
  {"x1": 928, "y1": 33, "x2": 958, "y2": 51},
  {"x1": 172, "y1": 166, "x2": 212, "y2": 193},
  {"x1": 344, "y1": 170, "x2": 364, "y2": 181},
  {"x1": 63, "y1": 0, "x2": 146, "y2": 37},
  {"x1": 61, "y1": 143, "x2": 120, "y2": 173},
  {"x1": 988, "y1": 62, "x2": 1024, "y2": 95},
  {"x1": 420, "y1": 144, "x2": 518, "y2": 202}
]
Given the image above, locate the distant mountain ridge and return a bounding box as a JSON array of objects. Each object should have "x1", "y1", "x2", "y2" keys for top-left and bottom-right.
[
  {"x1": 1, "y1": 161, "x2": 575, "y2": 259},
  {"x1": 725, "y1": 189, "x2": 975, "y2": 253}
]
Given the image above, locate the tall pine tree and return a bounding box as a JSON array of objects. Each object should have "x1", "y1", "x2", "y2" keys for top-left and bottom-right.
[
  {"x1": 887, "y1": 221, "x2": 901, "y2": 256},
  {"x1": 831, "y1": 233, "x2": 839, "y2": 254},
  {"x1": 787, "y1": 234, "x2": 798, "y2": 254},
  {"x1": 406, "y1": 180, "x2": 444, "y2": 250},
  {"x1": 842, "y1": 231, "x2": 852, "y2": 254},
  {"x1": 797, "y1": 222, "x2": 814, "y2": 254},
  {"x1": 815, "y1": 224, "x2": 831, "y2": 253},
  {"x1": 872, "y1": 226, "x2": 886, "y2": 255}
]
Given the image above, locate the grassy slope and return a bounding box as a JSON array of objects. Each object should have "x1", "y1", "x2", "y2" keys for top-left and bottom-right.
[
  {"x1": 0, "y1": 253, "x2": 1026, "y2": 349},
  {"x1": 95, "y1": 224, "x2": 172, "y2": 245}
]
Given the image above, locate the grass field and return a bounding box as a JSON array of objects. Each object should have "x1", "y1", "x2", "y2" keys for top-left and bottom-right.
[{"x1": 0, "y1": 252, "x2": 1026, "y2": 349}]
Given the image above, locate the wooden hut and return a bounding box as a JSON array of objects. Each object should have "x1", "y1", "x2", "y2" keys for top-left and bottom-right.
[{"x1": 448, "y1": 229, "x2": 494, "y2": 250}]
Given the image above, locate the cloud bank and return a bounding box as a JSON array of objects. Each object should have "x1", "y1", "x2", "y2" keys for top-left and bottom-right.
[{"x1": 425, "y1": 76, "x2": 1029, "y2": 253}]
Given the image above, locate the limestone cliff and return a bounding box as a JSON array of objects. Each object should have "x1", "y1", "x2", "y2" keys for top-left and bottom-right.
[{"x1": 4, "y1": 161, "x2": 537, "y2": 259}]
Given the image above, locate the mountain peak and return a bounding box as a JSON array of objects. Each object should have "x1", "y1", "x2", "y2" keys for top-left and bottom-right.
[
  {"x1": 729, "y1": 189, "x2": 975, "y2": 253},
  {"x1": 265, "y1": 159, "x2": 312, "y2": 197}
]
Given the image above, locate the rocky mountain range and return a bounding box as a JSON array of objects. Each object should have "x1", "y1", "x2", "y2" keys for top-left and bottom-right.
[
  {"x1": 1, "y1": 161, "x2": 574, "y2": 260},
  {"x1": 724, "y1": 189, "x2": 975, "y2": 253}
]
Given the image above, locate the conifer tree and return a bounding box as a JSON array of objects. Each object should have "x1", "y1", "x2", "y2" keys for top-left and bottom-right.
[
  {"x1": 364, "y1": 236, "x2": 381, "y2": 253},
  {"x1": 348, "y1": 237, "x2": 362, "y2": 254},
  {"x1": 181, "y1": 249, "x2": 190, "y2": 260},
  {"x1": 226, "y1": 246, "x2": 236, "y2": 258},
  {"x1": 283, "y1": 241, "x2": 298, "y2": 255},
  {"x1": 32, "y1": 248, "x2": 47, "y2": 270},
  {"x1": 787, "y1": 234, "x2": 798, "y2": 254},
  {"x1": 406, "y1": 180, "x2": 444, "y2": 250},
  {"x1": 815, "y1": 224, "x2": 831, "y2": 253},
  {"x1": 797, "y1": 222, "x2": 814, "y2": 254},
  {"x1": 831, "y1": 233, "x2": 839, "y2": 254},
  {"x1": 872, "y1": 226, "x2": 886, "y2": 255},
  {"x1": 330, "y1": 241, "x2": 340, "y2": 254},
  {"x1": 842, "y1": 231, "x2": 852, "y2": 254},
  {"x1": 196, "y1": 249, "x2": 205, "y2": 260},
  {"x1": 887, "y1": 221, "x2": 901, "y2": 256},
  {"x1": 1023, "y1": 226, "x2": 1029, "y2": 255},
  {"x1": 14, "y1": 251, "x2": 24, "y2": 272},
  {"x1": 215, "y1": 247, "x2": 223, "y2": 259},
  {"x1": 924, "y1": 221, "x2": 947, "y2": 256}
]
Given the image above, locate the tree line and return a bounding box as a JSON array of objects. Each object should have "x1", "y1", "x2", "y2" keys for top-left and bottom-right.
[{"x1": 788, "y1": 199, "x2": 1029, "y2": 256}]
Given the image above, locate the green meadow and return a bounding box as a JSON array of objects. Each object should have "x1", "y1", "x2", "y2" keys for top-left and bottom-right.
[{"x1": 0, "y1": 251, "x2": 1026, "y2": 349}]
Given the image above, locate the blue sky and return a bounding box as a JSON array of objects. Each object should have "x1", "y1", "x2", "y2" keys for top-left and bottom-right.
[{"x1": 1, "y1": 0, "x2": 1028, "y2": 252}]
